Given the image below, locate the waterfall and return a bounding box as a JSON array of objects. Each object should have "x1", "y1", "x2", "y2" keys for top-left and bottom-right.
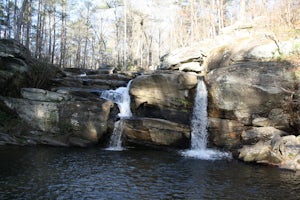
[
  {"x1": 101, "y1": 81, "x2": 132, "y2": 150},
  {"x1": 190, "y1": 78, "x2": 208, "y2": 150},
  {"x1": 182, "y1": 78, "x2": 231, "y2": 160},
  {"x1": 101, "y1": 80, "x2": 132, "y2": 118}
]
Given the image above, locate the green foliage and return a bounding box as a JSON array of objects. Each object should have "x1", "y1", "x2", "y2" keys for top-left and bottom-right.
[{"x1": 177, "y1": 98, "x2": 189, "y2": 107}]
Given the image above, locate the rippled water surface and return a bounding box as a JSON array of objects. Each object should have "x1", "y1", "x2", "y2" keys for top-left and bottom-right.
[{"x1": 0, "y1": 146, "x2": 299, "y2": 200}]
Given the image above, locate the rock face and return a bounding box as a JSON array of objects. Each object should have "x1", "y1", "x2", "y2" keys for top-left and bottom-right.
[
  {"x1": 121, "y1": 71, "x2": 199, "y2": 149},
  {"x1": 1, "y1": 88, "x2": 113, "y2": 147},
  {"x1": 1, "y1": 35, "x2": 300, "y2": 171},
  {"x1": 122, "y1": 118, "x2": 190, "y2": 148},
  {"x1": 205, "y1": 36, "x2": 300, "y2": 170},
  {"x1": 0, "y1": 39, "x2": 64, "y2": 97},
  {"x1": 130, "y1": 71, "x2": 198, "y2": 125}
]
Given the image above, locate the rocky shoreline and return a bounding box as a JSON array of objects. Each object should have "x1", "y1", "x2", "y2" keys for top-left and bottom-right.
[{"x1": 1, "y1": 34, "x2": 300, "y2": 171}]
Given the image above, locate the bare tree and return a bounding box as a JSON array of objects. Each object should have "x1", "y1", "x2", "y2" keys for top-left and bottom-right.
[{"x1": 15, "y1": 0, "x2": 28, "y2": 41}]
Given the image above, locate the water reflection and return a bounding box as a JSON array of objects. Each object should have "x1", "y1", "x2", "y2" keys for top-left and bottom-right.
[{"x1": 0, "y1": 147, "x2": 299, "y2": 200}]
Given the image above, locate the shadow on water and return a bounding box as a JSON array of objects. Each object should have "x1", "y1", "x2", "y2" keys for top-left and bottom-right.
[{"x1": 0, "y1": 146, "x2": 299, "y2": 200}]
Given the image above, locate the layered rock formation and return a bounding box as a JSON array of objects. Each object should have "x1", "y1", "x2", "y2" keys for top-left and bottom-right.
[
  {"x1": 205, "y1": 36, "x2": 300, "y2": 170},
  {"x1": 1, "y1": 34, "x2": 300, "y2": 170}
]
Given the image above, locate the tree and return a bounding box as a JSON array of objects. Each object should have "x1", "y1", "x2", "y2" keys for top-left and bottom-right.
[{"x1": 15, "y1": 0, "x2": 28, "y2": 41}]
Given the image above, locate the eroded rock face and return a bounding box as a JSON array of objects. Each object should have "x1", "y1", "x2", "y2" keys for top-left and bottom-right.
[
  {"x1": 130, "y1": 71, "x2": 198, "y2": 125},
  {"x1": 122, "y1": 117, "x2": 190, "y2": 148}
]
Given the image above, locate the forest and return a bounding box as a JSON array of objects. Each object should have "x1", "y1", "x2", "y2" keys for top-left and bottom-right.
[{"x1": 0, "y1": 0, "x2": 299, "y2": 71}]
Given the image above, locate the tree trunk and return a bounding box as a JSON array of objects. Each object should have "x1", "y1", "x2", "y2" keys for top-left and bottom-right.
[
  {"x1": 60, "y1": 0, "x2": 67, "y2": 68},
  {"x1": 15, "y1": 0, "x2": 28, "y2": 42}
]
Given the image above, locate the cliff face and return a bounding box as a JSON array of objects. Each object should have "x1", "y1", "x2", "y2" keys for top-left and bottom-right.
[{"x1": 204, "y1": 36, "x2": 300, "y2": 171}]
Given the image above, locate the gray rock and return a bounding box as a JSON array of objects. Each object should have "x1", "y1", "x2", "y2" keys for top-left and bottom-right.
[
  {"x1": 3, "y1": 97, "x2": 60, "y2": 133},
  {"x1": 160, "y1": 46, "x2": 206, "y2": 70},
  {"x1": 177, "y1": 62, "x2": 205, "y2": 72},
  {"x1": 241, "y1": 127, "x2": 287, "y2": 145},
  {"x1": 122, "y1": 117, "x2": 190, "y2": 148},
  {"x1": 206, "y1": 61, "x2": 295, "y2": 126},
  {"x1": 97, "y1": 67, "x2": 115, "y2": 74},
  {"x1": 0, "y1": 132, "x2": 18, "y2": 145},
  {"x1": 239, "y1": 134, "x2": 300, "y2": 171},
  {"x1": 238, "y1": 141, "x2": 271, "y2": 162},
  {"x1": 0, "y1": 39, "x2": 31, "y2": 61},
  {"x1": 58, "y1": 100, "x2": 113, "y2": 143},
  {"x1": 130, "y1": 71, "x2": 198, "y2": 124},
  {"x1": 21, "y1": 88, "x2": 71, "y2": 102},
  {"x1": 2, "y1": 96, "x2": 113, "y2": 145},
  {"x1": 208, "y1": 118, "x2": 245, "y2": 149}
]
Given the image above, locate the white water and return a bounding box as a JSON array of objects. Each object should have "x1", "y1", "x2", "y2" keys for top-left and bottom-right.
[
  {"x1": 105, "y1": 120, "x2": 125, "y2": 151},
  {"x1": 101, "y1": 81, "x2": 133, "y2": 151},
  {"x1": 101, "y1": 80, "x2": 133, "y2": 118},
  {"x1": 182, "y1": 78, "x2": 231, "y2": 160}
]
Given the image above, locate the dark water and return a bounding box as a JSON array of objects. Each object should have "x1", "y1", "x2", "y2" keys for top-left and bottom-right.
[{"x1": 0, "y1": 147, "x2": 299, "y2": 200}]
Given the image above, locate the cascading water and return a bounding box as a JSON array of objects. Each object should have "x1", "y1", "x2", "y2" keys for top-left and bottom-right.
[
  {"x1": 190, "y1": 78, "x2": 208, "y2": 150},
  {"x1": 100, "y1": 80, "x2": 132, "y2": 150},
  {"x1": 182, "y1": 78, "x2": 231, "y2": 160}
]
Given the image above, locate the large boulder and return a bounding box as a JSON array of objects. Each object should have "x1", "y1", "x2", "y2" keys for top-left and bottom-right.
[
  {"x1": 206, "y1": 60, "x2": 299, "y2": 148},
  {"x1": 122, "y1": 117, "x2": 190, "y2": 148},
  {"x1": 1, "y1": 88, "x2": 113, "y2": 146},
  {"x1": 205, "y1": 36, "x2": 300, "y2": 171},
  {"x1": 130, "y1": 71, "x2": 198, "y2": 125},
  {"x1": 207, "y1": 60, "x2": 295, "y2": 123},
  {"x1": 160, "y1": 46, "x2": 206, "y2": 73}
]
